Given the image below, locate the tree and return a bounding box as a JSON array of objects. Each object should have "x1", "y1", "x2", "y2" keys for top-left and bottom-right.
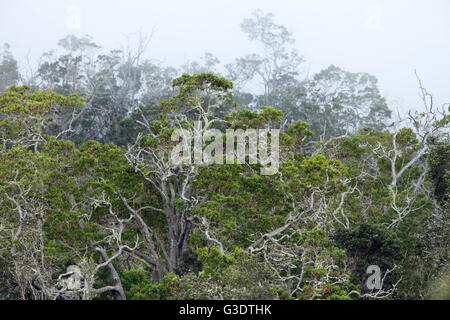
[
  {"x1": 120, "y1": 73, "x2": 234, "y2": 278},
  {"x1": 0, "y1": 44, "x2": 20, "y2": 94},
  {"x1": 226, "y1": 12, "x2": 391, "y2": 141},
  {"x1": 0, "y1": 68, "x2": 447, "y2": 300},
  {"x1": 225, "y1": 10, "x2": 304, "y2": 106},
  {"x1": 284, "y1": 65, "x2": 392, "y2": 138},
  {"x1": 0, "y1": 86, "x2": 131, "y2": 299},
  {"x1": 34, "y1": 33, "x2": 175, "y2": 144}
]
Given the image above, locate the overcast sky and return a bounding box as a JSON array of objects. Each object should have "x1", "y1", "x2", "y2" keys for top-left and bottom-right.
[{"x1": 1, "y1": 0, "x2": 449, "y2": 113}]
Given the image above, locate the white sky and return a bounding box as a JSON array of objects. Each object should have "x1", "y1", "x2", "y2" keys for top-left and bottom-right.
[{"x1": 1, "y1": 0, "x2": 449, "y2": 113}]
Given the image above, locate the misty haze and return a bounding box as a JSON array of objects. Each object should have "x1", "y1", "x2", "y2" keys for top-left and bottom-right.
[{"x1": 0, "y1": 0, "x2": 448, "y2": 304}]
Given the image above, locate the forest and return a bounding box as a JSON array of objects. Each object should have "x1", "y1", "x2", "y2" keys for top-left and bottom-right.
[{"x1": 0, "y1": 10, "x2": 448, "y2": 300}]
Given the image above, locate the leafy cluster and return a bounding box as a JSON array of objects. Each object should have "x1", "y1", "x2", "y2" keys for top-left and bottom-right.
[{"x1": 0, "y1": 11, "x2": 448, "y2": 300}]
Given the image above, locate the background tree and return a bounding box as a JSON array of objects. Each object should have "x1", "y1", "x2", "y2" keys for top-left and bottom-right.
[
  {"x1": 225, "y1": 9, "x2": 304, "y2": 107},
  {"x1": 0, "y1": 44, "x2": 20, "y2": 94}
]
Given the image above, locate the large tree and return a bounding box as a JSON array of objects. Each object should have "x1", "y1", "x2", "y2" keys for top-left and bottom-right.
[{"x1": 0, "y1": 44, "x2": 20, "y2": 94}]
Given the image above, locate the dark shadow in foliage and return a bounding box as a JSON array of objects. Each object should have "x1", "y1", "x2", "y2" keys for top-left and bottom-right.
[
  {"x1": 333, "y1": 223, "x2": 402, "y2": 295},
  {"x1": 429, "y1": 143, "x2": 450, "y2": 206},
  {"x1": 174, "y1": 248, "x2": 203, "y2": 277}
]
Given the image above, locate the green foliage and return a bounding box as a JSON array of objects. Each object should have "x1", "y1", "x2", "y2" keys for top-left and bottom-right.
[
  {"x1": 0, "y1": 85, "x2": 85, "y2": 147},
  {"x1": 163, "y1": 73, "x2": 234, "y2": 114},
  {"x1": 121, "y1": 269, "x2": 179, "y2": 300},
  {"x1": 192, "y1": 163, "x2": 285, "y2": 248},
  {"x1": 334, "y1": 224, "x2": 402, "y2": 288},
  {"x1": 0, "y1": 65, "x2": 447, "y2": 301},
  {"x1": 0, "y1": 43, "x2": 20, "y2": 93},
  {"x1": 429, "y1": 142, "x2": 450, "y2": 205},
  {"x1": 174, "y1": 248, "x2": 279, "y2": 300},
  {"x1": 225, "y1": 106, "x2": 283, "y2": 130},
  {"x1": 197, "y1": 247, "x2": 236, "y2": 278}
]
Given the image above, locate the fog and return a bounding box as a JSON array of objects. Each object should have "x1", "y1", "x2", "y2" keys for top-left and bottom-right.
[
  {"x1": 1, "y1": 0, "x2": 449, "y2": 112},
  {"x1": 0, "y1": 1, "x2": 449, "y2": 302}
]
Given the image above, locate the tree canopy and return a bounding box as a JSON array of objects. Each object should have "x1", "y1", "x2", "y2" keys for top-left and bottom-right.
[{"x1": 0, "y1": 11, "x2": 448, "y2": 301}]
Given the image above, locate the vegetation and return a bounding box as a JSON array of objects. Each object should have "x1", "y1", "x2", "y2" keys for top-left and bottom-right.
[{"x1": 0, "y1": 11, "x2": 448, "y2": 300}]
